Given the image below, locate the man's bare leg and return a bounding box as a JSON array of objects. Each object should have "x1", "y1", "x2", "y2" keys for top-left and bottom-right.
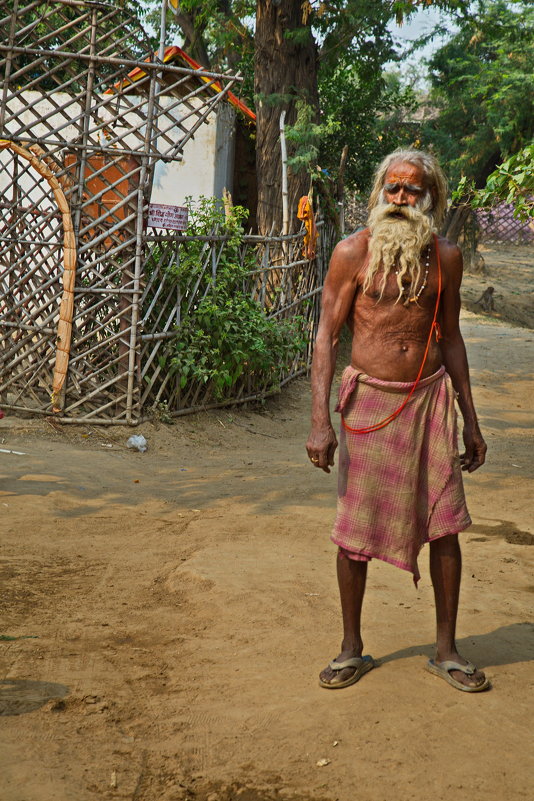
[
  {"x1": 429, "y1": 534, "x2": 487, "y2": 688},
  {"x1": 319, "y1": 554, "x2": 368, "y2": 685}
]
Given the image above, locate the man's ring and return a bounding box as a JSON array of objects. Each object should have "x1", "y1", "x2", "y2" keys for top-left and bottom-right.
[{"x1": 311, "y1": 456, "x2": 319, "y2": 463}]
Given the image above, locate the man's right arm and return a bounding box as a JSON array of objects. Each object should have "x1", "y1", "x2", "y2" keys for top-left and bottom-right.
[{"x1": 306, "y1": 233, "x2": 366, "y2": 473}]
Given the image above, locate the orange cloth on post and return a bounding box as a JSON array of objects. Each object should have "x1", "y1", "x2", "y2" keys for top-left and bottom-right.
[{"x1": 297, "y1": 195, "x2": 319, "y2": 259}]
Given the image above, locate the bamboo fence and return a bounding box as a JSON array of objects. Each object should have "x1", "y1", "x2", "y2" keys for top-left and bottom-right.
[
  {"x1": 0, "y1": 1, "x2": 336, "y2": 424},
  {"x1": 139, "y1": 222, "x2": 335, "y2": 421}
]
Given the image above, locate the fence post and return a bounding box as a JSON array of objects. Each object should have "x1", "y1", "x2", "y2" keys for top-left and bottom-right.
[
  {"x1": 175, "y1": 236, "x2": 181, "y2": 327},
  {"x1": 260, "y1": 241, "x2": 269, "y2": 307},
  {"x1": 126, "y1": 53, "x2": 158, "y2": 423},
  {"x1": 212, "y1": 242, "x2": 217, "y2": 285}
]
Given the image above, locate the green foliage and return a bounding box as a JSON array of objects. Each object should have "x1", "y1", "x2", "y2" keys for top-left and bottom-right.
[
  {"x1": 140, "y1": 1, "x2": 470, "y2": 196},
  {"x1": 311, "y1": 0, "x2": 421, "y2": 192},
  {"x1": 318, "y1": 65, "x2": 418, "y2": 194},
  {"x1": 170, "y1": 294, "x2": 307, "y2": 400},
  {"x1": 154, "y1": 198, "x2": 307, "y2": 401},
  {"x1": 284, "y1": 25, "x2": 314, "y2": 46},
  {"x1": 285, "y1": 99, "x2": 332, "y2": 179},
  {"x1": 453, "y1": 143, "x2": 534, "y2": 220},
  {"x1": 255, "y1": 4, "x2": 422, "y2": 195},
  {"x1": 140, "y1": 0, "x2": 256, "y2": 106},
  {"x1": 423, "y1": 1, "x2": 534, "y2": 188}
]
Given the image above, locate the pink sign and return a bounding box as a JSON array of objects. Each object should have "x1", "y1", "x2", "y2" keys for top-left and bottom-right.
[{"x1": 148, "y1": 203, "x2": 188, "y2": 231}]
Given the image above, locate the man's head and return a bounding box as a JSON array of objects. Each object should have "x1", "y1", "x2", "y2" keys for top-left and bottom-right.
[
  {"x1": 363, "y1": 150, "x2": 448, "y2": 302},
  {"x1": 368, "y1": 149, "x2": 448, "y2": 226}
]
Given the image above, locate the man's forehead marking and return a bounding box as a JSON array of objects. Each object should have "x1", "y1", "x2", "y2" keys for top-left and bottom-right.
[
  {"x1": 386, "y1": 161, "x2": 424, "y2": 182},
  {"x1": 384, "y1": 181, "x2": 423, "y2": 189},
  {"x1": 387, "y1": 172, "x2": 422, "y2": 183}
]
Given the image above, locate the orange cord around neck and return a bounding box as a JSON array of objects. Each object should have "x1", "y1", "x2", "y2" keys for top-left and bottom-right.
[{"x1": 342, "y1": 233, "x2": 442, "y2": 435}]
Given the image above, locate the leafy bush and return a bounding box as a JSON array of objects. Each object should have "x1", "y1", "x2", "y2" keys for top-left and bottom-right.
[
  {"x1": 159, "y1": 197, "x2": 308, "y2": 401},
  {"x1": 453, "y1": 144, "x2": 534, "y2": 221}
]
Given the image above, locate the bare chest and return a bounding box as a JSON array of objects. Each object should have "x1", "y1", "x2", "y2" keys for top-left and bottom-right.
[{"x1": 350, "y1": 267, "x2": 440, "y2": 343}]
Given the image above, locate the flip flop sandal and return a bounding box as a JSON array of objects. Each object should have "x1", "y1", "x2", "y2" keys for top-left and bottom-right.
[
  {"x1": 319, "y1": 654, "x2": 375, "y2": 689},
  {"x1": 425, "y1": 659, "x2": 491, "y2": 692}
]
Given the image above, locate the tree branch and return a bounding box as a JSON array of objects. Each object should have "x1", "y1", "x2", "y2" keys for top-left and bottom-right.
[{"x1": 174, "y1": 10, "x2": 212, "y2": 69}]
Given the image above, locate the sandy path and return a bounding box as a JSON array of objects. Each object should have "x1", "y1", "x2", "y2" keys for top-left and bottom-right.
[
  {"x1": 461, "y1": 243, "x2": 534, "y2": 330},
  {"x1": 0, "y1": 310, "x2": 533, "y2": 801}
]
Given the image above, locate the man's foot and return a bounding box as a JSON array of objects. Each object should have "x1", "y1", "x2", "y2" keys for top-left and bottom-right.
[
  {"x1": 426, "y1": 653, "x2": 490, "y2": 692},
  {"x1": 319, "y1": 651, "x2": 374, "y2": 689}
]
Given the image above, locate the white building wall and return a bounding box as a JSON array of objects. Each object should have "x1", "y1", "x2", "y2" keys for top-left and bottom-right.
[
  {"x1": 0, "y1": 90, "x2": 221, "y2": 207},
  {"x1": 150, "y1": 113, "x2": 217, "y2": 206}
]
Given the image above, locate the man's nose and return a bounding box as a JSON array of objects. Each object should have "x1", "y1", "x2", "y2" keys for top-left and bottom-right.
[{"x1": 391, "y1": 187, "x2": 408, "y2": 204}]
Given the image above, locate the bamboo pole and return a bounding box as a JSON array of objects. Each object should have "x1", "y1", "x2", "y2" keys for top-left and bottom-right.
[
  {"x1": 0, "y1": 139, "x2": 77, "y2": 412},
  {"x1": 124, "y1": 53, "x2": 159, "y2": 423},
  {"x1": 280, "y1": 110, "x2": 289, "y2": 237},
  {"x1": 0, "y1": 44, "x2": 244, "y2": 82},
  {"x1": 337, "y1": 144, "x2": 349, "y2": 236}
]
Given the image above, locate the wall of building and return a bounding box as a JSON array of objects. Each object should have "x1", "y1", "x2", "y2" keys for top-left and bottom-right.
[
  {"x1": 150, "y1": 106, "x2": 220, "y2": 207},
  {"x1": 0, "y1": 90, "x2": 226, "y2": 210}
]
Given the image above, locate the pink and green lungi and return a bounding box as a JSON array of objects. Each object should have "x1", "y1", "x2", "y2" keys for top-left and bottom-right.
[{"x1": 332, "y1": 365, "x2": 471, "y2": 583}]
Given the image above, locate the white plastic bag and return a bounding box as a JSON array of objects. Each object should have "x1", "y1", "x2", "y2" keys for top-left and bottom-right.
[{"x1": 126, "y1": 434, "x2": 147, "y2": 453}]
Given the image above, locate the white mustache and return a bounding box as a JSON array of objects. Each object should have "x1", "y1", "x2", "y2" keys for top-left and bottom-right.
[{"x1": 375, "y1": 203, "x2": 427, "y2": 223}]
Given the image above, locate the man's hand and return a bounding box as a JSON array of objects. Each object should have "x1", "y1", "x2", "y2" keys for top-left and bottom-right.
[
  {"x1": 306, "y1": 425, "x2": 338, "y2": 473},
  {"x1": 460, "y1": 424, "x2": 487, "y2": 472}
]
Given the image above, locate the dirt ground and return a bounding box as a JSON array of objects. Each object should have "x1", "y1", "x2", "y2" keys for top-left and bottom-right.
[
  {"x1": 1, "y1": 246, "x2": 533, "y2": 801},
  {"x1": 461, "y1": 243, "x2": 534, "y2": 330}
]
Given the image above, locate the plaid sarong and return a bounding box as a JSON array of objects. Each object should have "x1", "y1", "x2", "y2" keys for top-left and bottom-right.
[{"x1": 331, "y1": 365, "x2": 471, "y2": 583}]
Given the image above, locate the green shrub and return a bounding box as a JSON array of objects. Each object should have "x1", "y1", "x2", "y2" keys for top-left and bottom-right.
[{"x1": 157, "y1": 197, "x2": 308, "y2": 401}]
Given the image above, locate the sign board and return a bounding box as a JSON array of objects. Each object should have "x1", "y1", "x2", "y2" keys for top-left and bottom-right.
[{"x1": 148, "y1": 203, "x2": 188, "y2": 231}]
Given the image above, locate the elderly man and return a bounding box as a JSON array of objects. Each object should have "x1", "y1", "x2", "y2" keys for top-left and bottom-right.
[{"x1": 306, "y1": 149, "x2": 489, "y2": 692}]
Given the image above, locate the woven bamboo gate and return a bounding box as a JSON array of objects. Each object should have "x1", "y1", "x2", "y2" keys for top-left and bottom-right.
[{"x1": 0, "y1": 1, "x2": 335, "y2": 424}]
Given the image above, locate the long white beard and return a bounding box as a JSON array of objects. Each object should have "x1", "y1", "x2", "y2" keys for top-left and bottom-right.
[{"x1": 364, "y1": 201, "x2": 435, "y2": 304}]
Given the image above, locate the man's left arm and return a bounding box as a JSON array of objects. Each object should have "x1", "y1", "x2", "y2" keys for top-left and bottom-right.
[{"x1": 439, "y1": 241, "x2": 487, "y2": 472}]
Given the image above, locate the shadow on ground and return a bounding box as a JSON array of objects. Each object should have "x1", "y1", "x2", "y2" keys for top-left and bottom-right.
[
  {"x1": 378, "y1": 621, "x2": 534, "y2": 668},
  {"x1": 0, "y1": 679, "x2": 69, "y2": 716}
]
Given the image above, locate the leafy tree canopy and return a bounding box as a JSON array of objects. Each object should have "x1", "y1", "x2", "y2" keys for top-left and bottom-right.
[
  {"x1": 422, "y1": 0, "x2": 534, "y2": 188},
  {"x1": 141, "y1": 1, "x2": 470, "y2": 78},
  {"x1": 140, "y1": 1, "x2": 257, "y2": 103},
  {"x1": 318, "y1": 66, "x2": 418, "y2": 193},
  {"x1": 139, "y1": 1, "x2": 471, "y2": 195}
]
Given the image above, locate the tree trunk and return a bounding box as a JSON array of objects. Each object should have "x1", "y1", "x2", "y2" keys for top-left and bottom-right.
[
  {"x1": 442, "y1": 202, "x2": 485, "y2": 274},
  {"x1": 255, "y1": 0, "x2": 319, "y2": 234},
  {"x1": 441, "y1": 202, "x2": 471, "y2": 244}
]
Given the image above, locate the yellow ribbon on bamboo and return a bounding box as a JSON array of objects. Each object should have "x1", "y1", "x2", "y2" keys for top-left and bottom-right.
[{"x1": 0, "y1": 139, "x2": 77, "y2": 412}]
